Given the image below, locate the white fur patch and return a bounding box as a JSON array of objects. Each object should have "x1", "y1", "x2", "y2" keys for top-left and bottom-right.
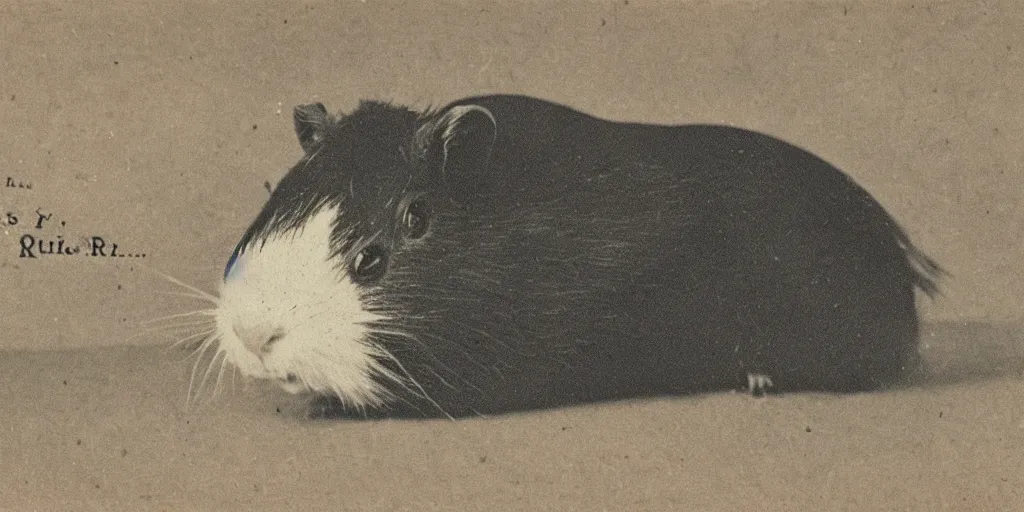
[{"x1": 214, "y1": 205, "x2": 392, "y2": 409}]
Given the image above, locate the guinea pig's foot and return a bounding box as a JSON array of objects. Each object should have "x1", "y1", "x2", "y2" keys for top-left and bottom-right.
[{"x1": 746, "y1": 373, "x2": 775, "y2": 398}]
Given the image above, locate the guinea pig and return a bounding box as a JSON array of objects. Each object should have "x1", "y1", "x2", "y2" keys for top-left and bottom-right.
[{"x1": 213, "y1": 94, "x2": 944, "y2": 419}]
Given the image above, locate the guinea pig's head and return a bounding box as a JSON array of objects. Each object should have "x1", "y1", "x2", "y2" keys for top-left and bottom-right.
[{"x1": 213, "y1": 99, "x2": 496, "y2": 410}]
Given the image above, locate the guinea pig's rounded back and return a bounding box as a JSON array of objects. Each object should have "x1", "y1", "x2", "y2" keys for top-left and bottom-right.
[{"x1": 209, "y1": 96, "x2": 943, "y2": 419}]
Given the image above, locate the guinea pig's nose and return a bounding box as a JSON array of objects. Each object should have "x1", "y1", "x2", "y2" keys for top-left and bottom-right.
[{"x1": 233, "y1": 323, "x2": 285, "y2": 355}]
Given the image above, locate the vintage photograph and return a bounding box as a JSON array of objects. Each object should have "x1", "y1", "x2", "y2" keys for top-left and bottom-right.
[{"x1": 1, "y1": 1, "x2": 1021, "y2": 510}]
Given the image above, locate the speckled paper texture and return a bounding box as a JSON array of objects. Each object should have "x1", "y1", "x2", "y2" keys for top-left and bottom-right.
[{"x1": 1, "y1": 1, "x2": 1021, "y2": 510}]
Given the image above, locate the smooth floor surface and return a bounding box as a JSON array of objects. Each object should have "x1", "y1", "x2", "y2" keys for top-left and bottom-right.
[{"x1": 1, "y1": 321, "x2": 1022, "y2": 511}]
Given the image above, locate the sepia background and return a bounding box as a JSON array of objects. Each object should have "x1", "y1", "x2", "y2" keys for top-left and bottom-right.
[{"x1": 1, "y1": 1, "x2": 1022, "y2": 510}]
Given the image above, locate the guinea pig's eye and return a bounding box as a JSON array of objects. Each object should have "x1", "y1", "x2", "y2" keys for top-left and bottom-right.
[
  {"x1": 402, "y1": 199, "x2": 431, "y2": 239},
  {"x1": 351, "y1": 245, "x2": 388, "y2": 284}
]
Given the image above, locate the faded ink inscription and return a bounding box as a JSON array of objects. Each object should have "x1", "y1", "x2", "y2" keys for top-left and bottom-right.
[{"x1": 3, "y1": 176, "x2": 147, "y2": 259}]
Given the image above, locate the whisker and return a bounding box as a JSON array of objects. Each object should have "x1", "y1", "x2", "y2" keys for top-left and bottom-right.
[
  {"x1": 374, "y1": 345, "x2": 453, "y2": 421},
  {"x1": 148, "y1": 267, "x2": 219, "y2": 303},
  {"x1": 139, "y1": 321, "x2": 216, "y2": 340},
  {"x1": 454, "y1": 321, "x2": 532, "y2": 358},
  {"x1": 369, "y1": 324, "x2": 490, "y2": 381},
  {"x1": 130, "y1": 323, "x2": 212, "y2": 347},
  {"x1": 143, "y1": 318, "x2": 215, "y2": 332},
  {"x1": 422, "y1": 366, "x2": 457, "y2": 390},
  {"x1": 186, "y1": 341, "x2": 220, "y2": 411},
  {"x1": 168, "y1": 328, "x2": 218, "y2": 354},
  {"x1": 186, "y1": 334, "x2": 219, "y2": 362},
  {"x1": 116, "y1": 318, "x2": 214, "y2": 346},
  {"x1": 380, "y1": 385, "x2": 430, "y2": 418},
  {"x1": 368, "y1": 328, "x2": 461, "y2": 380},
  {"x1": 186, "y1": 344, "x2": 205, "y2": 411},
  {"x1": 196, "y1": 348, "x2": 225, "y2": 407},
  {"x1": 188, "y1": 341, "x2": 215, "y2": 410},
  {"x1": 142, "y1": 309, "x2": 217, "y2": 325},
  {"x1": 154, "y1": 290, "x2": 218, "y2": 304},
  {"x1": 212, "y1": 353, "x2": 230, "y2": 399}
]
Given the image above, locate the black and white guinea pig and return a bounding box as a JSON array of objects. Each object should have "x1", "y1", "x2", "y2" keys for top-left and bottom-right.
[{"x1": 213, "y1": 94, "x2": 943, "y2": 419}]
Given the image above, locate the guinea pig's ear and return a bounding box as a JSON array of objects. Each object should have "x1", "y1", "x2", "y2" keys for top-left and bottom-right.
[
  {"x1": 434, "y1": 105, "x2": 497, "y2": 190},
  {"x1": 293, "y1": 102, "x2": 329, "y2": 153}
]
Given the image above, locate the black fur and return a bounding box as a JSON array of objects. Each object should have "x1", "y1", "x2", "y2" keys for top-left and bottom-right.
[{"x1": 232, "y1": 95, "x2": 944, "y2": 419}]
